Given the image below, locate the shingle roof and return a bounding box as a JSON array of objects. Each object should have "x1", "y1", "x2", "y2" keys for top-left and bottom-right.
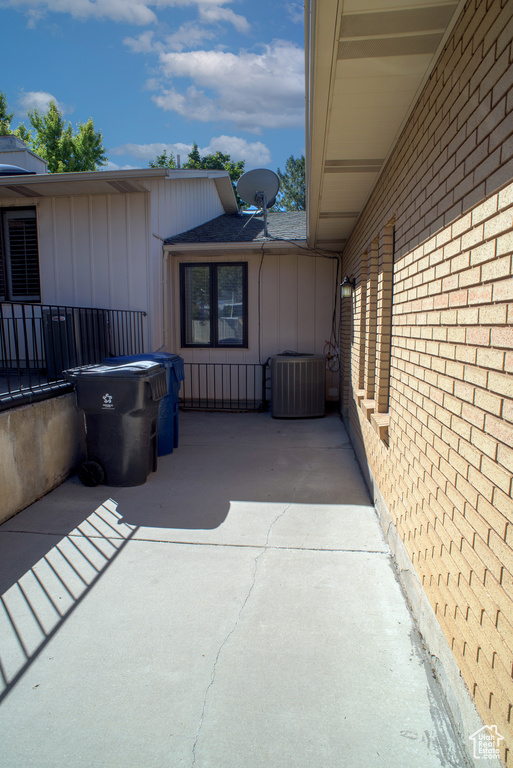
[{"x1": 164, "y1": 211, "x2": 306, "y2": 245}]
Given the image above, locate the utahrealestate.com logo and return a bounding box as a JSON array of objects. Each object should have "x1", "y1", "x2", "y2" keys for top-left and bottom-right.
[{"x1": 469, "y1": 725, "x2": 503, "y2": 760}]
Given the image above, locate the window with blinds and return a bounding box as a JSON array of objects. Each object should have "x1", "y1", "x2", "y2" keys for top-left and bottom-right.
[{"x1": 0, "y1": 208, "x2": 41, "y2": 302}]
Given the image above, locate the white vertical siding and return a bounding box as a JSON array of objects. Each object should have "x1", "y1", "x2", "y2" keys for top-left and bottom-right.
[
  {"x1": 169, "y1": 249, "x2": 338, "y2": 394},
  {"x1": 0, "y1": 175, "x2": 241, "y2": 353},
  {"x1": 35, "y1": 193, "x2": 151, "y2": 316},
  {"x1": 169, "y1": 250, "x2": 338, "y2": 363},
  {"x1": 147, "y1": 178, "x2": 225, "y2": 240}
]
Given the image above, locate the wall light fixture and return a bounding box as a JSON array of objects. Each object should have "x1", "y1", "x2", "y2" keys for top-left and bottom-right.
[{"x1": 340, "y1": 276, "x2": 355, "y2": 298}]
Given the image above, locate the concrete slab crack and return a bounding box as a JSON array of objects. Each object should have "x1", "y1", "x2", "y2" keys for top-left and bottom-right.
[{"x1": 191, "y1": 470, "x2": 309, "y2": 767}]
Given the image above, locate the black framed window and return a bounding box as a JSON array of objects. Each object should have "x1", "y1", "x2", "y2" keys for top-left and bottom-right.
[
  {"x1": 0, "y1": 208, "x2": 41, "y2": 302},
  {"x1": 180, "y1": 262, "x2": 248, "y2": 348}
]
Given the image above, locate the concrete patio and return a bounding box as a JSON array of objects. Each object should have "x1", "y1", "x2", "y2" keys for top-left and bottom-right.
[{"x1": 0, "y1": 410, "x2": 471, "y2": 767}]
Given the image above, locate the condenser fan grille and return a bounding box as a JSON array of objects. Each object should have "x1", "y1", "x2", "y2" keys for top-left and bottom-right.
[{"x1": 271, "y1": 354, "x2": 325, "y2": 418}]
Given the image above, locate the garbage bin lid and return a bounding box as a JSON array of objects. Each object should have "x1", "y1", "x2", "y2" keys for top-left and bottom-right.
[{"x1": 65, "y1": 361, "x2": 164, "y2": 380}]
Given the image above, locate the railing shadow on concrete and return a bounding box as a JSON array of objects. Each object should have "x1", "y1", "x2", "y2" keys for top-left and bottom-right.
[{"x1": 0, "y1": 500, "x2": 138, "y2": 703}]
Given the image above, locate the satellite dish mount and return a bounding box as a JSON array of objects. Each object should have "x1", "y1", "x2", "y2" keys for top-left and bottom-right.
[{"x1": 237, "y1": 169, "x2": 280, "y2": 238}]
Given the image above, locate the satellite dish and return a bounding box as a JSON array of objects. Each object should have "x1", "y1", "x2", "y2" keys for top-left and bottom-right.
[
  {"x1": 237, "y1": 169, "x2": 279, "y2": 209},
  {"x1": 237, "y1": 169, "x2": 280, "y2": 237}
]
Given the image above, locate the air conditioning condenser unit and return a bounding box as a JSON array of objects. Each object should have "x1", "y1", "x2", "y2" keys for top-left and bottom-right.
[{"x1": 270, "y1": 354, "x2": 325, "y2": 418}]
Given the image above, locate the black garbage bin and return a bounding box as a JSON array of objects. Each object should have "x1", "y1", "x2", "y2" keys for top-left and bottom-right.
[{"x1": 65, "y1": 361, "x2": 167, "y2": 487}]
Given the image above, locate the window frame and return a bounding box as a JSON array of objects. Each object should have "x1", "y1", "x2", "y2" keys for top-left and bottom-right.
[
  {"x1": 179, "y1": 261, "x2": 248, "y2": 349},
  {"x1": 0, "y1": 207, "x2": 41, "y2": 303}
]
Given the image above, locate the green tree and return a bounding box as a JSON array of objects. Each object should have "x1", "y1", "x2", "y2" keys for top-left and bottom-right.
[
  {"x1": 27, "y1": 101, "x2": 107, "y2": 172},
  {"x1": 14, "y1": 123, "x2": 33, "y2": 144},
  {"x1": 274, "y1": 154, "x2": 305, "y2": 211},
  {"x1": 184, "y1": 142, "x2": 201, "y2": 168},
  {"x1": 0, "y1": 92, "x2": 14, "y2": 135},
  {"x1": 184, "y1": 142, "x2": 245, "y2": 204},
  {"x1": 149, "y1": 149, "x2": 176, "y2": 169}
]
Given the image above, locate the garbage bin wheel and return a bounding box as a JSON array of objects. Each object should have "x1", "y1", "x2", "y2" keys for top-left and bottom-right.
[{"x1": 78, "y1": 460, "x2": 105, "y2": 487}]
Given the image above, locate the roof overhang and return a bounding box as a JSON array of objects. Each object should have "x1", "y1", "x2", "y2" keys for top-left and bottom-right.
[
  {"x1": 305, "y1": 0, "x2": 466, "y2": 251},
  {"x1": 0, "y1": 167, "x2": 238, "y2": 212},
  {"x1": 164, "y1": 239, "x2": 308, "y2": 257}
]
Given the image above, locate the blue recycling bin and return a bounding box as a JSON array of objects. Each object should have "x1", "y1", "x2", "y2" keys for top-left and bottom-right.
[{"x1": 104, "y1": 353, "x2": 184, "y2": 456}]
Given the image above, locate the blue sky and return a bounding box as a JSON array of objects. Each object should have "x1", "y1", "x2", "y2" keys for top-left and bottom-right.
[{"x1": 0, "y1": 0, "x2": 305, "y2": 174}]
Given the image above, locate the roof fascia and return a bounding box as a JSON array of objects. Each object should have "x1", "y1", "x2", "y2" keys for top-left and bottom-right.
[
  {"x1": 305, "y1": 0, "x2": 341, "y2": 248},
  {"x1": 164, "y1": 240, "x2": 308, "y2": 256}
]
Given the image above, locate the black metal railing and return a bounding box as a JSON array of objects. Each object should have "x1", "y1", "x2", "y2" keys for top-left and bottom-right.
[
  {"x1": 0, "y1": 302, "x2": 146, "y2": 410},
  {"x1": 181, "y1": 363, "x2": 267, "y2": 411}
]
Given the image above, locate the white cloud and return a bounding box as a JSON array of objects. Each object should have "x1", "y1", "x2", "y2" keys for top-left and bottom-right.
[
  {"x1": 123, "y1": 30, "x2": 157, "y2": 54},
  {"x1": 198, "y1": 4, "x2": 249, "y2": 33},
  {"x1": 103, "y1": 160, "x2": 139, "y2": 171},
  {"x1": 17, "y1": 90, "x2": 70, "y2": 115},
  {"x1": 4, "y1": 0, "x2": 159, "y2": 25},
  {"x1": 164, "y1": 22, "x2": 217, "y2": 52},
  {"x1": 202, "y1": 135, "x2": 271, "y2": 166},
  {"x1": 5, "y1": 0, "x2": 250, "y2": 28},
  {"x1": 285, "y1": 2, "x2": 304, "y2": 24},
  {"x1": 111, "y1": 141, "x2": 191, "y2": 161},
  {"x1": 152, "y1": 41, "x2": 305, "y2": 132},
  {"x1": 124, "y1": 23, "x2": 216, "y2": 54},
  {"x1": 111, "y1": 136, "x2": 271, "y2": 167}
]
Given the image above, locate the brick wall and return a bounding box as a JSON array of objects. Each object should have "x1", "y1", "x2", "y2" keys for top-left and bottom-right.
[{"x1": 341, "y1": 0, "x2": 513, "y2": 763}]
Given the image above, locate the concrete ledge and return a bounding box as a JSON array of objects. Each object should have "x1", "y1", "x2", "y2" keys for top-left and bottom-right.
[
  {"x1": 0, "y1": 393, "x2": 85, "y2": 524},
  {"x1": 345, "y1": 416, "x2": 499, "y2": 768}
]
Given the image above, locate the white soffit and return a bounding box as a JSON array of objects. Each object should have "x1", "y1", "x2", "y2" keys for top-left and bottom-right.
[{"x1": 306, "y1": 0, "x2": 465, "y2": 251}]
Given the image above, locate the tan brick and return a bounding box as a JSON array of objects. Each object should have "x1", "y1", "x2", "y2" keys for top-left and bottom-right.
[
  {"x1": 459, "y1": 265, "x2": 482, "y2": 288},
  {"x1": 448, "y1": 448, "x2": 470, "y2": 479},
  {"x1": 476, "y1": 347, "x2": 505, "y2": 371},
  {"x1": 454, "y1": 380, "x2": 475, "y2": 404},
  {"x1": 479, "y1": 305, "x2": 508, "y2": 325},
  {"x1": 473, "y1": 388, "x2": 503, "y2": 416},
  {"x1": 458, "y1": 438, "x2": 482, "y2": 470},
  {"x1": 456, "y1": 306, "x2": 479, "y2": 325},
  {"x1": 441, "y1": 305, "x2": 459, "y2": 323},
  {"x1": 488, "y1": 371, "x2": 513, "y2": 398},
  {"x1": 447, "y1": 327, "x2": 466, "y2": 344},
  {"x1": 452, "y1": 256, "x2": 473, "y2": 281},
  {"x1": 449, "y1": 288, "x2": 468, "y2": 306},
  {"x1": 466, "y1": 326, "x2": 491, "y2": 346},
  {"x1": 463, "y1": 365, "x2": 488, "y2": 389},
  {"x1": 470, "y1": 427, "x2": 498, "y2": 460},
  {"x1": 434, "y1": 292, "x2": 449, "y2": 308},
  {"x1": 446, "y1": 360, "x2": 464, "y2": 379},
  {"x1": 493, "y1": 487, "x2": 513, "y2": 519},
  {"x1": 451, "y1": 414, "x2": 472, "y2": 441},
  {"x1": 468, "y1": 284, "x2": 493, "y2": 304},
  {"x1": 496, "y1": 609, "x2": 513, "y2": 657},
  {"x1": 483, "y1": 209, "x2": 513, "y2": 240},
  {"x1": 470, "y1": 241, "x2": 496, "y2": 265},
  {"x1": 480, "y1": 455, "x2": 512, "y2": 495},
  {"x1": 456, "y1": 345, "x2": 477, "y2": 364},
  {"x1": 496, "y1": 231, "x2": 513, "y2": 256},
  {"x1": 498, "y1": 182, "x2": 513, "y2": 209},
  {"x1": 502, "y1": 399, "x2": 513, "y2": 423},
  {"x1": 491, "y1": 327, "x2": 513, "y2": 349},
  {"x1": 341, "y1": 4, "x2": 513, "y2": 757},
  {"x1": 481, "y1": 255, "x2": 512, "y2": 282},
  {"x1": 485, "y1": 414, "x2": 513, "y2": 448},
  {"x1": 497, "y1": 443, "x2": 513, "y2": 474},
  {"x1": 471, "y1": 193, "x2": 499, "y2": 226}
]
